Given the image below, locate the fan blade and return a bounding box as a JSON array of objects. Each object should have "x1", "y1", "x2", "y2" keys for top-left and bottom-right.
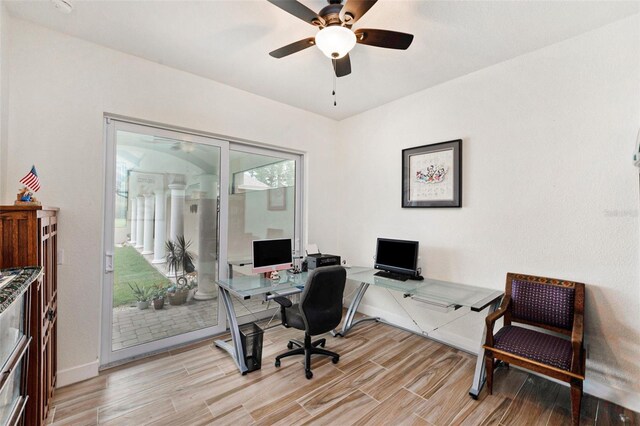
[
  {"x1": 269, "y1": 37, "x2": 316, "y2": 58},
  {"x1": 341, "y1": 0, "x2": 378, "y2": 24},
  {"x1": 355, "y1": 28, "x2": 414, "y2": 49},
  {"x1": 267, "y1": 0, "x2": 325, "y2": 26},
  {"x1": 332, "y1": 54, "x2": 351, "y2": 77}
]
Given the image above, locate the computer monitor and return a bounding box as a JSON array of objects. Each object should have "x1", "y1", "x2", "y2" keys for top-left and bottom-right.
[
  {"x1": 252, "y1": 238, "x2": 293, "y2": 274},
  {"x1": 374, "y1": 238, "x2": 419, "y2": 277}
]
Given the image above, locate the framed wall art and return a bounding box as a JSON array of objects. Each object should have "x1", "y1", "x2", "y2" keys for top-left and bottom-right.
[{"x1": 402, "y1": 139, "x2": 462, "y2": 208}]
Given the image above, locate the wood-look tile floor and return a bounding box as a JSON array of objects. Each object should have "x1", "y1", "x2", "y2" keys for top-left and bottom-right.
[{"x1": 48, "y1": 319, "x2": 638, "y2": 425}]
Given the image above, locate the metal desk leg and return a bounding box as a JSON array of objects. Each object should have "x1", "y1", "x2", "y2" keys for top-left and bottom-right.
[
  {"x1": 469, "y1": 299, "x2": 502, "y2": 399},
  {"x1": 332, "y1": 282, "x2": 380, "y2": 337},
  {"x1": 214, "y1": 287, "x2": 248, "y2": 374}
]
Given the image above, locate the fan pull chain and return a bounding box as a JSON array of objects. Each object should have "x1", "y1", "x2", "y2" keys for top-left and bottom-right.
[{"x1": 332, "y1": 67, "x2": 337, "y2": 107}]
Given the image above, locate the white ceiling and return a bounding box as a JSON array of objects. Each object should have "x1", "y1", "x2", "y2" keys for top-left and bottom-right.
[{"x1": 5, "y1": 0, "x2": 639, "y2": 120}]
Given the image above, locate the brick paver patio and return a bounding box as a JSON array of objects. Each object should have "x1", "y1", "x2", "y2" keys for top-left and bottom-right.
[
  {"x1": 112, "y1": 296, "x2": 275, "y2": 350},
  {"x1": 111, "y1": 243, "x2": 280, "y2": 351}
]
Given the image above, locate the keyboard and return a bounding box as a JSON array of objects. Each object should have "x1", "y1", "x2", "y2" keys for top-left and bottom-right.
[{"x1": 374, "y1": 271, "x2": 410, "y2": 281}]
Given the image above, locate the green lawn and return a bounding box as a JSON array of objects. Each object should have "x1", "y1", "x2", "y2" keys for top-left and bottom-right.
[{"x1": 113, "y1": 246, "x2": 171, "y2": 307}]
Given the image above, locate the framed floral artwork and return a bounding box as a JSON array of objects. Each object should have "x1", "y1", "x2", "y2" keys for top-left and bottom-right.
[{"x1": 402, "y1": 139, "x2": 462, "y2": 208}]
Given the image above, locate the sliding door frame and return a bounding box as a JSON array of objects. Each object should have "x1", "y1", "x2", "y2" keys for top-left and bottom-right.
[
  {"x1": 101, "y1": 115, "x2": 307, "y2": 366},
  {"x1": 229, "y1": 142, "x2": 304, "y2": 258},
  {"x1": 228, "y1": 143, "x2": 305, "y2": 325},
  {"x1": 101, "y1": 117, "x2": 230, "y2": 366}
]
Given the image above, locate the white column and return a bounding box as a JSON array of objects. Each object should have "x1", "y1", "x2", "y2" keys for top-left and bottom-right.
[
  {"x1": 169, "y1": 183, "x2": 186, "y2": 242},
  {"x1": 130, "y1": 196, "x2": 137, "y2": 245},
  {"x1": 142, "y1": 194, "x2": 155, "y2": 255},
  {"x1": 194, "y1": 174, "x2": 218, "y2": 300},
  {"x1": 135, "y1": 195, "x2": 144, "y2": 249},
  {"x1": 152, "y1": 190, "x2": 166, "y2": 264}
]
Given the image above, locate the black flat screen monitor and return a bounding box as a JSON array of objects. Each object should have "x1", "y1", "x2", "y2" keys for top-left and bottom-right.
[
  {"x1": 252, "y1": 238, "x2": 293, "y2": 274},
  {"x1": 374, "y1": 238, "x2": 419, "y2": 276}
]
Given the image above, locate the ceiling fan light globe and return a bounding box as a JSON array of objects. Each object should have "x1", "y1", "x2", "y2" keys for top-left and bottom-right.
[{"x1": 315, "y1": 26, "x2": 356, "y2": 59}]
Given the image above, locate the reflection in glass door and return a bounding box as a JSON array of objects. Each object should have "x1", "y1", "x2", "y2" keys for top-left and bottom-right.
[
  {"x1": 102, "y1": 119, "x2": 228, "y2": 365},
  {"x1": 227, "y1": 146, "x2": 303, "y2": 322}
]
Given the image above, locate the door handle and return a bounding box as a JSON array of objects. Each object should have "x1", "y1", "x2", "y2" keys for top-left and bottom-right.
[{"x1": 105, "y1": 251, "x2": 114, "y2": 273}]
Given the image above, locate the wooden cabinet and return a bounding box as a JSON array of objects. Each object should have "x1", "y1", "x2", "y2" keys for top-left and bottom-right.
[{"x1": 0, "y1": 206, "x2": 58, "y2": 426}]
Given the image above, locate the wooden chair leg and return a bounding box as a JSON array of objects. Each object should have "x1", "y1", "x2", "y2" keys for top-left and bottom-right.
[
  {"x1": 485, "y1": 355, "x2": 494, "y2": 395},
  {"x1": 570, "y1": 379, "x2": 583, "y2": 426}
]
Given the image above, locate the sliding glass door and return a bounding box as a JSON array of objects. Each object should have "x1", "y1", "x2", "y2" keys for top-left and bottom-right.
[
  {"x1": 227, "y1": 145, "x2": 303, "y2": 323},
  {"x1": 102, "y1": 120, "x2": 303, "y2": 365},
  {"x1": 101, "y1": 119, "x2": 229, "y2": 365}
]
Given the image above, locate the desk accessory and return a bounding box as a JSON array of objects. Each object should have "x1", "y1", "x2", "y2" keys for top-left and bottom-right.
[
  {"x1": 305, "y1": 243, "x2": 340, "y2": 270},
  {"x1": 15, "y1": 165, "x2": 42, "y2": 206}
]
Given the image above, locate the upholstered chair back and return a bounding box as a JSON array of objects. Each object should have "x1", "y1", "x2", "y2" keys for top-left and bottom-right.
[{"x1": 506, "y1": 274, "x2": 581, "y2": 335}]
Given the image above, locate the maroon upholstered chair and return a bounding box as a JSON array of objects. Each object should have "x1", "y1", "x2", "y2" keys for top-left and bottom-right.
[{"x1": 483, "y1": 273, "x2": 586, "y2": 425}]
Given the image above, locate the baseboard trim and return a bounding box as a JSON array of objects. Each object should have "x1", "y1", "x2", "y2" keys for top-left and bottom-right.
[
  {"x1": 56, "y1": 359, "x2": 100, "y2": 388},
  {"x1": 353, "y1": 300, "x2": 640, "y2": 413},
  {"x1": 584, "y1": 380, "x2": 640, "y2": 413}
]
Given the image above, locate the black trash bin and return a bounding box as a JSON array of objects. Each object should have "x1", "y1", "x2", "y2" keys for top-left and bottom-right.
[{"x1": 239, "y1": 322, "x2": 263, "y2": 372}]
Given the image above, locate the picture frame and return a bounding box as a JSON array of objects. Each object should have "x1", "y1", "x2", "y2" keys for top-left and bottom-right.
[
  {"x1": 402, "y1": 139, "x2": 462, "y2": 208},
  {"x1": 268, "y1": 187, "x2": 287, "y2": 211}
]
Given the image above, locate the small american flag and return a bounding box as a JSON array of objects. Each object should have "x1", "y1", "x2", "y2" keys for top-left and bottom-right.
[{"x1": 19, "y1": 166, "x2": 41, "y2": 192}]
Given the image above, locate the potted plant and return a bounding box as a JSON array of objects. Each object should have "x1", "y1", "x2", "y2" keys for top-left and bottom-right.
[
  {"x1": 151, "y1": 285, "x2": 166, "y2": 310},
  {"x1": 128, "y1": 283, "x2": 152, "y2": 310},
  {"x1": 165, "y1": 235, "x2": 196, "y2": 306}
]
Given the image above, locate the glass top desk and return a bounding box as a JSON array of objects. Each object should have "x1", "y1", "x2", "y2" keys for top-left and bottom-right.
[{"x1": 215, "y1": 267, "x2": 502, "y2": 398}]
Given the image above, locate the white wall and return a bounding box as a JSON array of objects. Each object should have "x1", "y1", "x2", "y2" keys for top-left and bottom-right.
[
  {"x1": 0, "y1": 3, "x2": 9, "y2": 196},
  {"x1": 3, "y1": 17, "x2": 341, "y2": 385},
  {"x1": 336, "y1": 15, "x2": 640, "y2": 409}
]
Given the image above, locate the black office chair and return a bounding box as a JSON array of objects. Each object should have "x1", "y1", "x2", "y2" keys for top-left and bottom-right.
[{"x1": 274, "y1": 265, "x2": 346, "y2": 379}]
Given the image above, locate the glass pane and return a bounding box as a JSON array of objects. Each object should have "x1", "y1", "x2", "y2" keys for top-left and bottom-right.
[
  {"x1": 0, "y1": 358, "x2": 23, "y2": 426},
  {"x1": 112, "y1": 130, "x2": 220, "y2": 351},
  {"x1": 228, "y1": 150, "x2": 296, "y2": 318},
  {"x1": 0, "y1": 294, "x2": 24, "y2": 372}
]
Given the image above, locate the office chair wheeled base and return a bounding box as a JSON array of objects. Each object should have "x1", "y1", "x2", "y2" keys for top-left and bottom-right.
[
  {"x1": 286, "y1": 337, "x2": 326, "y2": 350},
  {"x1": 275, "y1": 334, "x2": 339, "y2": 379}
]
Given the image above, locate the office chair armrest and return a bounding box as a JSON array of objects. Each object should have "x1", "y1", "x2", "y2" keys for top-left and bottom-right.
[
  {"x1": 273, "y1": 296, "x2": 293, "y2": 327},
  {"x1": 485, "y1": 297, "x2": 511, "y2": 347},
  {"x1": 570, "y1": 311, "x2": 584, "y2": 373},
  {"x1": 273, "y1": 296, "x2": 292, "y2": 308}
]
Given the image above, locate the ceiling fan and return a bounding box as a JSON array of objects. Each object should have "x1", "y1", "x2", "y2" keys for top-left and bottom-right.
[{"x1": 268, "y1": 0, "x2": 414, "y2": 77}]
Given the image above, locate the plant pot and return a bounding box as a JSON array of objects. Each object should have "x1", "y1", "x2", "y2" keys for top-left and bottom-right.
[
  {"x1": 168, "y1": 289, "x2": 188, "y2": 306},
  {"x1": 152, "y1": 297, "x2": 165, "y2": 310},
  {"x1": 136, "y1": 300, "x2": 149, "y2": 310}
]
